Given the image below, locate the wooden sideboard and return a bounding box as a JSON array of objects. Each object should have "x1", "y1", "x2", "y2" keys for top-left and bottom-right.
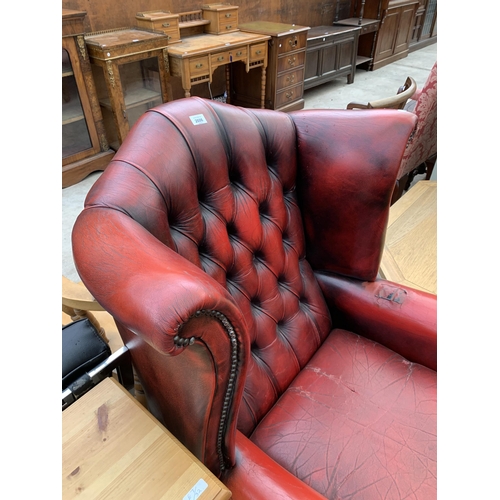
[
  {"x1": 304, "y1": 25, "x2": 360, "y2": 90},
  {"x1": 231, "y1": 21, "x2": 310, "y2": 112}
]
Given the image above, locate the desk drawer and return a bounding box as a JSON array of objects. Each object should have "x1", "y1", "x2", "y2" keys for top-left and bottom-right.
[
  {"x1": 276, "y1": 67, "x2": 304, "y2": 90},
  {"x1": 250, "y1": 42, "x2": 267, "y2": 62},
  {"x1": 136, "y1": 12, "x2": 181, "y2": 42},
  {"x1": 203, "y1": 5, "x2": 239, "y2": 34},
  {"x1": 277, "y1": 51, "x2": 305, "y2": 73},
  {"x1": 275, "y1": 82, "x2": 304, "y2": 107},
  {"x1": 361, "y1": 22, "x2": 379, "y2": 34},
  {"x1": 189, "y1": 55, "x2": 210, "y2": 77},
  {"x1": 211, "y1": 47, "x2": 247, "y2": 67},
  {"x1": 277, "y1": 32, "x2": 308, "y2": 54}
]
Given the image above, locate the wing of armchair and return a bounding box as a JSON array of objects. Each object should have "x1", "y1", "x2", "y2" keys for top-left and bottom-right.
[{"x1": 72, "y1": 98, "x2": 436, "y2": 499}]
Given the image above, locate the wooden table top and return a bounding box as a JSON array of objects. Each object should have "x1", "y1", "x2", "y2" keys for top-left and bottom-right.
[
  {"x1": 62, "y1": 377, "x2": 232, "y2": 499},
  {"x1": 379, "y1": 181, "x2": 437, "y2": 294},
  {"x1": 166, "y1": 31, "x2": 270, "y2": 58}
]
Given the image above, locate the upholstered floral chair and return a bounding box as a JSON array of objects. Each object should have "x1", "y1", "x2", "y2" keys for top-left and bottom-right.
[{"x1": 392, "y1": 62, "x2": 437, "y2": 203}]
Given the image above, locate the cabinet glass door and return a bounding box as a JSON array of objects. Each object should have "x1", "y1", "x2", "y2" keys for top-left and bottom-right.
[
  {"x1": 92, "y1": 56, "x2": 164, "y2": 150},
  {"x1": 62, "y1": 48, "x2": 92, "y2": 160}
]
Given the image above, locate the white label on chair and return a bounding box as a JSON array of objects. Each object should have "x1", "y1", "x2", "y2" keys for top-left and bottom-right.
[
  {"x1": 183, "y1": 478, "x2": 208, "y2": 500},
  {"x1": 189, "y1": 114, "x2": 208, "y2": 125}
]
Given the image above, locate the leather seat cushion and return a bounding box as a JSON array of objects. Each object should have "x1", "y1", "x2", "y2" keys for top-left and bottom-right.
[{"x1": 250, "y1": 329, "x2": 437, "y2": 499}]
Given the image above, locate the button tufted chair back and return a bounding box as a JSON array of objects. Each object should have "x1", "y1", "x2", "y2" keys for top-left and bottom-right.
[{"x1": 73, "y1": 98, "x2": 436, "y2": 499}]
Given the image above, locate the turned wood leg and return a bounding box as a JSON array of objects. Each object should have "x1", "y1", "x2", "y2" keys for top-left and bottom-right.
[
  {"x1": 184, "y1": 89, "x2": 191, "y2": 98},
  {"x1": 347, "y1": 73, "x2": 354, "y2": 84},
  {"x1": 133, "y1": 368, "x2": 147, "y2": 407},
  {"x1": 225, "y1": 65, "x2": 231, "y2": 104},
  {"x1": 261, "y1": 66, "x2": 267, "y2": 109}
]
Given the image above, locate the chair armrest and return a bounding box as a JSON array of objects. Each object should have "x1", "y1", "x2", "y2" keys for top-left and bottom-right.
[
  {"x1": 223, "y1": 431, "x2": 327, "y2": 500},
  {"x1": 73, "y1": 207, "x2": 249, "y2": 476},
  {"x1": 346, "y1": 101, "x2": 369, "y2": 109},
  {"x1": 315, "y1": 272, "x2": 437, "y2": 371}
]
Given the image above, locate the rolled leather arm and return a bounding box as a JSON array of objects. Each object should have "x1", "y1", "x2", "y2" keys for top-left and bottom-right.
[
  {"x1": 72, "y1": 207, "x2": 249, "y2": 475},
  {"x1": 223, "y1": 431, "x2": 327, "y2": 500},
  {"x1": 316, "y1": 272, "x2": 437, "y2": 371},
  {"x1": 73, "y1": 208, "x2": 247, "y2": 356}
]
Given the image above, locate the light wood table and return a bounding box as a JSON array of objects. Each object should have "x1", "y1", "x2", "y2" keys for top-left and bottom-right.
[
  {"x1": 380, "y1": 181, "x2": 437, "y2": 294},
  {"x1": 167, "y1": 31, "x2": 269, "y2": 107},
  {"x1": 62, "y1": 377, "x2": 232, "y2": 499}
]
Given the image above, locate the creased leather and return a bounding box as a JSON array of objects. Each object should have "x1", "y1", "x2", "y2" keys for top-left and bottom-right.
[{"x1": 251, "y1": 329, "x2": 437, "y2": 499}]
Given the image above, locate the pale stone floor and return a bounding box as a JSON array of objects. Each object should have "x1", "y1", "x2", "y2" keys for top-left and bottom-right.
[{"x1": 62, "y1": 43, "x2": 437, "y2": 282}]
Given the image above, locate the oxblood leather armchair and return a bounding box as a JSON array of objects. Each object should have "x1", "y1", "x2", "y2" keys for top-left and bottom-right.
[{"x1": 72, "y1": 98, "x2": 437, "y2": 499}]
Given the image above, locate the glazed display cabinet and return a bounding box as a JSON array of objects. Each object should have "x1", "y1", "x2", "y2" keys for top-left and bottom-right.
[
  {"x1": 85, "y1": 27, "x2": 172, "y2": 150},
  {"x1": 62, "y1": 9, "x2": 114, "y2": 188}
]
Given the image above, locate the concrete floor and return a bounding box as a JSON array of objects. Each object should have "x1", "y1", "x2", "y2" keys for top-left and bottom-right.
[{"x1": 62, "y1": 42, "x2": 437, "y2": 282}]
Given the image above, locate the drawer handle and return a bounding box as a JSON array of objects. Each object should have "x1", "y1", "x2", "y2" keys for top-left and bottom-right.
[
  {"x1": 286, "y1": 91, "x2": 294, "y2": 99},
  {"x1": 196, "y1": 63, "x2": 204, "y2": 68},
  {"x1": 288, "y1": 57, "x2": 296, "y2": 66},
  {"x1": 225, "y1": 13, "x2": 232, "y2": 18},
  {"x1": 286, "y1": 75, "x2": 295, "y2": 83},
  {"x1": 289, "y1": 36, "x2": 298, "y2": 48},
  {"x1": 162, "y1": 22, "x2": 171, "y2": 27},
  {"x1": 167, "y1": 36, "x2": 172, "y2": 40},
  {"x1": 217, "y1": 56, "x2": 225, "y2": 62},
  {"x1": 236, "y1": 51, "x2": 242, "y2": 56},
  {"x1": 256, "y1": 50, "x2": 262, "y2": 55},
  {"x1": 226, "y1": 25, "x2": 232, "y2": 29}
]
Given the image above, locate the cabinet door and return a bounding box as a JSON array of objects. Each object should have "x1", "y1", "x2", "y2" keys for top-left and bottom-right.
[
  {"x1": 337, "y1": 38, "x2": 355, "y2": 72},
  {"x1": 375, "y1": 8, "x2": 400, "y2": 60},
  {"x1": 320, "y1": 44, "x2": 338, "y2": 77},
  {"x1": 62, "y1": 40, "x2": 100, "y2": 165},
  {"x1": 393, "y1": 5, "x2": 416, "y2": 54},
  {"x1": 304, "y1": 46, "x2": 322, "y2": 83}
]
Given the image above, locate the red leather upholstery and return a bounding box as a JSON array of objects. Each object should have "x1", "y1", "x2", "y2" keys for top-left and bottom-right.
[{"x1": 72, "y1": 97, "x2": 436, "y2": 499}]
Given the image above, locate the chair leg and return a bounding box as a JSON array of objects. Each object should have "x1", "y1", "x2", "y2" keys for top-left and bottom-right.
[
  {"x1": 391, "y1": 176, "x2": 407, "y2": 205},
  {"x1": 133, "y1": 368, "x2": 148, "y2": 407},
  {"x1": 424, "y1": 154, "x2": 437, "y2": 180}
]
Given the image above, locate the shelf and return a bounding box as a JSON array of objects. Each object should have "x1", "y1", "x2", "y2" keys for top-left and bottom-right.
[
  {"x1": 98, "y1": 87, "x2": 162, "y2": 111},
  {"x1": 62, "y1": 99, "x2": 86, "y2": 125},
  {"x1": 355, "y1": 55, "x2": 372, "y2": 66},
  {"x1": 62, "y1": 66, "x2": 74, "y2": 78}
]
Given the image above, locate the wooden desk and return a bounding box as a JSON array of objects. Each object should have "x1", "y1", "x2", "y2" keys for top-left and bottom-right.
[
  {"x1": 380, "y1": 181, "x2": 437, "y2": 294},
  {"x1": 62, "y1": 377, "x2": 232, "y2": 499},
  {"x1": 167, "y1": 31, "x2": 269, "y2": 107}
]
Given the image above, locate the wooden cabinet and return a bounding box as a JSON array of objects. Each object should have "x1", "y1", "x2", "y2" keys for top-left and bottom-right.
[
  {"x1": 371, "y1": 0, "x2": 418, "y2": 70},
  {"x1": 304, "y1": 25, "x2": 360, "y2": 91},
  {"x1": 232, "y1": 21, "x2": 309, "y2": 112},
  {"x1": 62, "y1": 9, "x2": 114, "y2": 188},
  {"x1": 85, "y1": 28, "x2": 172, "y2": 150},
  {"x1": 336, "y1": 0, "x2": 419, "y2": 71},
  {"x1": 409, "y1": 0, "x2": 437, "y2": 51}
]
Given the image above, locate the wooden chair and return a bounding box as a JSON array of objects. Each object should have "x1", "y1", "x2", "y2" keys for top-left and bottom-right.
[
  {"x1": 346, "y1": 76, "x2": 417, "y2": 110},
  {"x1": 62, "y1": 276, "x2": 145, "y2": 406}
]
